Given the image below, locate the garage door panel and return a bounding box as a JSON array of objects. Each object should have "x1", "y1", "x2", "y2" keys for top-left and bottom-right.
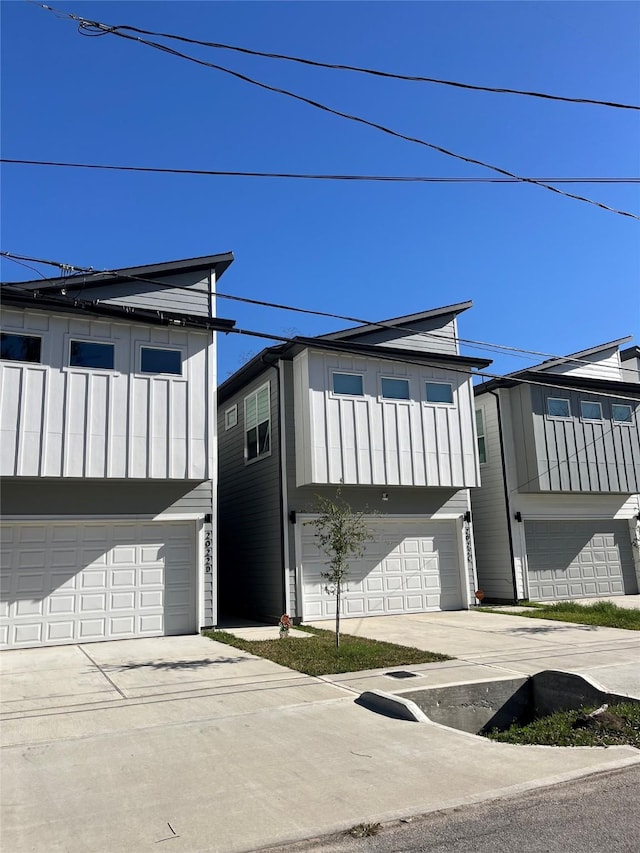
[
  {"x1": 1, "y1": 520, "x2": 197, "y2": 649},
  {"x1": 526, "y1": 520, "x2": 637, "y2": 601},
  {"x1": 301, "y1": 518, "x2": 463, "y2": 619}
]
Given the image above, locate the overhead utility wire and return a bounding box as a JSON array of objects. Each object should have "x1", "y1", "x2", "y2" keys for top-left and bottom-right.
[
  {"x1": 35, "y1": 5, "x2": 640, "y2": 111},
  {"x1": 2, "y1": 159, "x2": 637, "y2": 185},
  {"x1": 38, "y1": 8, "x2": 640, "y2": 222},
  {"x1": 2, "y1": 250, "x2": 638, "y2": 381}
]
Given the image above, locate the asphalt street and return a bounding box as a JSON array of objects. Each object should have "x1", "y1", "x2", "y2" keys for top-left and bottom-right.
[{"x1": 264, "y1": 764, "x2": 640, "y2": 853}]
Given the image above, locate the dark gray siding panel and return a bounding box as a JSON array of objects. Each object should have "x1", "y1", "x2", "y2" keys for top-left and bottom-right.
[
  {"x1": 83, "y1": 270, "x2": 212, "y2": 318},
  {"x1": 217, "y1": 367, "x2": 284, "y2": 622},
  {"x1": 527, "y1": 386, "x2": 640, "y2": 493},
  {"x1": 0, "y1": 478, "x2": 211, "y2": 515},
  {"x1": 470, "y1": 394, "x2": 515, "y2": 602}
]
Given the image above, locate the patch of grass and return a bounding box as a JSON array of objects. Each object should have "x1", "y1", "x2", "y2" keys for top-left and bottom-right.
[
  {"x1": 347, "y1": 823, "x2": 381, "y2": 838},
  {"x1": 485, "y1": 702, "x2": 640, "y2": 748},
  {"x1": 484, "y1": 600, "x2": 640, "y2": 630},
  {"x1": 203, "y1": 624, "x2": 451, "y2": 676}
]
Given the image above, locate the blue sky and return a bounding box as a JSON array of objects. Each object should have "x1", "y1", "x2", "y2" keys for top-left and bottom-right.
[{"x1": 1, "y1": 0, "x2": 638, "y2": 379}]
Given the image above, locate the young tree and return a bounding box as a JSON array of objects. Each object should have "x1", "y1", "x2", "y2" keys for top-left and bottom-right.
[{"x1": 309, "y1": 489, "x2": 372, "y2": 649}]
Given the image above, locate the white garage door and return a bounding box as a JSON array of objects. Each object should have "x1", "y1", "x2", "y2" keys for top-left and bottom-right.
[
  {"x1": 526, "y1": 520, "x2": 638, "y2": 601},
  {"x1": 0, "y1": 520, "x2": 197, "y2": 649},
  {"x1": 300, "y1": 517, "x2": 464, "y2": 621}
]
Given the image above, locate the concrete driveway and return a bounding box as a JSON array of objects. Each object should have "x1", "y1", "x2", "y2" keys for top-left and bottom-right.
[
  {"x1": 2, "y1": 620, "x2": 639, "y2": 853},
  {"x1": 307, "y1": 609, "x2": 640, "y2": 699}
]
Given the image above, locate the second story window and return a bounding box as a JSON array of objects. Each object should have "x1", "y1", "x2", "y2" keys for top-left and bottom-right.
[
  {"x1": 580, "y1": 400, "x2": 603, "y2": 421},
  {"x1": 425, "y1": 382, "x2": 453, "y2": 404},
  {"x1": 547, "y1": 397, "x2": 570, "y2": 418},
  {"x1": 70, "y1": 340, "x2": 114, "y2": 370},
  {"x1": 140, "y1": 346, "x2": 182, "y2": 375},
  {"x1": 612, "y1": 403, "x2": 633, "y2": 424},
  {"x1": 381, "y1": 377, "x2": 410, "y2": 400},
  {"x1": 475, "y1": 408, "x2": 487, "y2": 464},
  {"x1": 0, "y1": 332, "x2": 41, "y2": 363},
  {"x1": 332, "y1": 373, "x2": 364, "y2": 396},
  {"x1": 245, "y1": 382, "x2": 270, "y2": 462}
]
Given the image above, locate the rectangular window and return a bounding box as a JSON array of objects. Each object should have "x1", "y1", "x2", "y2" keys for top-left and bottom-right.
[
  {"x1": 612, "y1": 404, "x2": 633, "y2": 424},
  {"x1": 69, "y1": 340, "x2": 114, "y2": 370},
  {"x1": 332, "y1": 372, "x2": 364, "y2": 396},
  {"x1": 225, "y1": 405, "x2": 238, "y2": 430},
  {"x1": 0, "y1": 332, "x2": 41, "y2": 363},
  {"x1": 580, "y1": 400, "x2": 603, "y2": 421},
  {"x1": 245, "y1": 383, "x2": 270, "y2": 462},
  {"x1": 381, "y1": 377, "x2": 410, "y2": 400},
  {"x1": 425, "y1": 382, "x2": 453, "y2": 404},
  {"x1": 475, "y1": 409, "x2": 487, "y2": 464},
  {"x1": 547, "y1": 397, "x2": 570, "y2": 418},
  {"x1": 140, "y1": 346, "x2": 182, "y2": 375}
]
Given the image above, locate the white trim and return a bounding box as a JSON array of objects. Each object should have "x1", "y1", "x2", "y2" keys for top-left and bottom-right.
[
  {"x1": 378, "y1": 375, "x2": 411, "y2": 403},
  {"x1": 546, "y1": 396, "x2": 571, "y2": 419},
  {"x1": 66, "y1": 336, "x2": 117, "y2": 372},
  {"x1": 330, "y1": 370, "x2": 365, "y2": 398},
  {"x1": 612, "y1": 403, "x2": 633, "y2": 424},
  {"x1": 244, "y1": 380, "x2": 272, "y2": 464},
  {"x1": 224, "y1": 404, "x2": 238, "y2": 430},
  {"x1": 579, "y1": 399, "x2": 603, "y2": 421},
  {"x1": 424, "y1": 381, "x2": 454, "y2": 405},
  {"x1": 137, "y1": 343, "x2": 185, "y2": 377}
]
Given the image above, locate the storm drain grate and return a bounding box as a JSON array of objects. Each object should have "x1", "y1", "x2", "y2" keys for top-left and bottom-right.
[{"x1": 385, "y1": 670, "x2": 418, "y2": 679}]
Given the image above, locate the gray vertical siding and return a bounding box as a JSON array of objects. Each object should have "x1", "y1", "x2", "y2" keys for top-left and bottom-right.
[
  {"x1": 470, "y1": 393, "x2": 516, "y2": 602},
  {"x1": 217, "y1": 367, "x2": 284, "y2": 623},
  {"x1": 526, "y1": 386, "x2": 640, "y2": 493}
]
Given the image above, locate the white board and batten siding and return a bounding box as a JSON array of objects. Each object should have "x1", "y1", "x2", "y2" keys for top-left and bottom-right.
[
  {"x1": 0, "y1": 308, "x2": 213, "y2": 480},
  {"x1": 294, "y1": 349, "x2": 479, "y2": 488}
]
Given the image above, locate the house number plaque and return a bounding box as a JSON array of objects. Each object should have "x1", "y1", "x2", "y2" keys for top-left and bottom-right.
[{"x1": 204, "y1": 524, "x2": 213, "y2": 574}]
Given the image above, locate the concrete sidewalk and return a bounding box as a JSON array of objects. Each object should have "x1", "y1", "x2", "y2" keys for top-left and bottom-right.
[{"x1": 1, "y1": 614, "x2": 639, "y2": 853}]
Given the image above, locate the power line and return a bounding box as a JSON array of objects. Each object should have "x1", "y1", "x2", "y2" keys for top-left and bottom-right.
[
  {"x1": 2, "y1": 159, "x2": 638, "y2": 184},
  {"x1": 33, "y1": 7, "x2": 640, "y2": 222},
  {"x1": 34, "y1": 4, "x2": 640, "y2": 111},
  {"x1": 2, "y1": 250, "x2": 638, "y2": 384}
]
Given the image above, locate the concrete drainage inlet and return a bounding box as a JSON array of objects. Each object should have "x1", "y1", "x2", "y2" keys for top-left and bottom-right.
[{"x1": 357, "y1": 671, "x2": 638, "y2": 734}]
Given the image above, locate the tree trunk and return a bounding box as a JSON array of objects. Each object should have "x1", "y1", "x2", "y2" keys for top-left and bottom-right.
[{"x1": 336, "y1": 582, "x2": 341, "y2": 649}]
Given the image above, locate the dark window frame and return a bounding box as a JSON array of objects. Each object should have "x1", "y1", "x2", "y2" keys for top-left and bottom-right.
[{"x1": 139, "y1": 345, "x2": 182, "y2": 376}]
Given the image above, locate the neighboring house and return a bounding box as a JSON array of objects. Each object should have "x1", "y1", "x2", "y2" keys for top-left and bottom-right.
[
  {"x1": 0, "y1": 253, "x2": 235, "y2": 649},
  {"x1": 217, "y1": 302, "x2": 492, "y2": 624},
  {"x1": 472, "y1": 338, "x2": 640, "y2": 603}
]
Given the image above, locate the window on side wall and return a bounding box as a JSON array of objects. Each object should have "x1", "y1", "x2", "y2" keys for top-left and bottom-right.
[
  {"x1": 0, "y1": 332, "x2": 42, "y2": 363},
  {"x1": 547, "y1": 397, "x2": 570, "y2": 418},
  {"x1": 425, "y1": 382, "x2": 453, "y2": 404},
  {"x1": 580, "y1": 400, "x2": 603, "y2": 421},
  {"x1": 332, "y1": 372, "x2": 364, "y2": 396},
  {"x1": 612, "y1": 403, "x2": 633, "y2": 424},
  {"x1": 475, "y1": 408, "x2": 487, "y2": 464},
  {"x1": 69, "y1": 340, "x2": 115, "y2": 370},
  {"x1": 224, "y1": 405, "x2": 238, "y2": 430},
  {"x1": 381, "y1": 377, "x2": 410, "y2": 400},
  {"x1": 245, "y1": 383, "x2": 270, "y2": 462}
]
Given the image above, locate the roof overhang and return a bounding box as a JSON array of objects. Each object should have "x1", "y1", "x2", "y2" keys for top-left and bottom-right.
[{"x1": 2, "y1": 252, "x2": 235, "y2": 293}]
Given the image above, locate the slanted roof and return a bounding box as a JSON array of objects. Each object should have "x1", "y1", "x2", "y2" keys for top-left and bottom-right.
[
  {"x1": 317, "y1": 301, "x2": 473, "y2": 342},
  {"x1": 524, "y1": 337, "x2": 632, "y2": 373},
  {"x1": 0, "y1": 284, "x2": 236, "y2": 332},
  {"x1": 3, "y1": 252, "x2": 234, "y2": 293},
  {"x1": 475, "y1": 336, "x2": 637, "y2": 396}
]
